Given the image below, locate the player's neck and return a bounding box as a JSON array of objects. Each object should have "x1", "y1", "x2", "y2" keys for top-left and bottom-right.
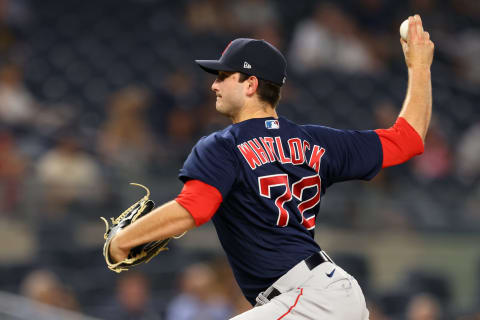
[{"x1": 231, "y1": 100, "x2": 277, "y2": 124}]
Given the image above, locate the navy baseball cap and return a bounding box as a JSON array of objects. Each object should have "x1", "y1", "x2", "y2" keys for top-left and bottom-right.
[{"x1": 195, "y1": 38, "x2": 287, "y2": 86}]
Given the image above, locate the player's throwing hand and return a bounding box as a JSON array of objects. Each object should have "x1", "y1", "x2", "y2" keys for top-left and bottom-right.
[{"x1": 401, "y1": 14, "x2": 435, "y2": 69}]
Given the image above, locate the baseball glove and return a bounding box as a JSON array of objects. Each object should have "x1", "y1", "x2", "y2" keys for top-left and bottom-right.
[{"x1": 101, "y1": 183, "x2": 170, "y2": 273}]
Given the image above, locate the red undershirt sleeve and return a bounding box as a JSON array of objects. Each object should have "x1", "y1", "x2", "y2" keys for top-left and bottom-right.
[
  {"x1": 374, "y1": 117, "x2": 425, "y2": 168},
  {"x1": 175, "y1": 179, "x2": 223, "y2": 226}
]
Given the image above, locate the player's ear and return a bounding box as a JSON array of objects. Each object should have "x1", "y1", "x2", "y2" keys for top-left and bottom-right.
[{"x1": 245, "y1": 76, "x2": 259, "y2": 96}]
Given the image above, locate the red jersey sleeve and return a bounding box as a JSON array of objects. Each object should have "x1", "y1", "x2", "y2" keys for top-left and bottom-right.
[
  {"x1": 175, "y1": 179, "x2": 223, "y2": 226},
  {"x1": 375, "y1": 117, "x2": 424, "y2": 168}
]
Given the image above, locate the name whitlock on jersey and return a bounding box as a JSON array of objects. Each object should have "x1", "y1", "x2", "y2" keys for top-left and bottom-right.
[
  {"x1": 238, "y1": 119, "x2": 326, "y2": 172},
  {"x1": 237, "y1": 136, "x2": 326, "y2": 173}
]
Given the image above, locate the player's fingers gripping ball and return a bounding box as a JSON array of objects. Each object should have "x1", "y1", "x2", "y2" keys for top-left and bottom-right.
[
  {"x1": 101, "y1": 183, "x2": 170, "y2": 273},
  {"x1": 399, "y1": 15, "x2": 434, "y2": 68}
]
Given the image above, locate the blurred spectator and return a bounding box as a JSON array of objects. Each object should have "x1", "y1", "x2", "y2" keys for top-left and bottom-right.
[
  {"x1": 34, "y1": 133, "x2": 104, "y2": 264},
  {"x1": 374, "y1": 100, "x2": 398, "y2": 129},
  {"x1": 0, "y1": 27, "x2": 15, "y2": 61},
  {"x1": 350, "y1": 0, "x2": 394, "y2": 32},
  {"x1": 445, "y1": 1, "x2": 480, "y2": 84},
  {"x1": 34, "y1": 102, "x2": 77, "y2": 137},
  {"x1": 37, "y1": 134, "x2": 104, "y2": 213},
  {"x1": 448, "y1": 29, "x2": 480, "y2": 84},
  {"x1": 100, "y1": 271, "x2": 160, "y2": 320},
  {"x1": 0, "y1": 63, "x2": 37, "y2": 127},
  {"x1": 456, "y1": 312, "x2": 480, "y2": 320},
  {"x1": 367, "y1": 299, "x2": 391, "y2": 320},
  {"x1": 0, "y1": 0, "x2": 31, "y2": 30},
  {"x1": 406, "y1": 293, "x2": 442, "y2": 320},
  {"x1": 412, "y1": 120, "x2": 452, "y2": 182},
  {"x1": 185, "y1": 0, "x2": 232, "y2": 34},
  {"x1": 166, "y1": 107, "x2": 196, "y2": 142},
  {"x1": 288, "y1": 2, "x2": 378, "y2": 74},
  {"x1": 347, "y1": 0, "x2": 398, "y2": 67},
  {"x1": 20, "y1": 269, "x2": 79, "y2": 311},
  {"x1": 0, "y1": 130, "x2": 27, "y2": 214},
  {"x1": 350, "y1": 100, "x2": 410, "y2": 230},
  {"x1": 164, "y1": 69, "x2": 202, "y2": 110},
  {"x1": 408, "y1": 0, "x2": 451, "y2": 35},
  {"x1": 456, "y1": 122, "x2": 480, "y2": 184},
  {"x1": 229, "y1": 0, "x2": 278, "y2": 34},
  {"x1": 166, "y1": 262, "x2": 233, "y2": 320},
  {"x1": 461, "y1": 184, "x2": 480, "y2": 228},
  {"x1": 156, "y1": 107, "x2": 197, "y2": 168},
  {"x1": 0, "y1": 0, "x2": 29, "y2": 61},
  {"x1": 97, "y1": 86, "x2": 155, "y2": 177},
  {"x1": 450, "y1": 0, "x2": 480, "y2": 25},
  {"x1": 251, "y1": 23, "x2": 285, "y2": 52}
]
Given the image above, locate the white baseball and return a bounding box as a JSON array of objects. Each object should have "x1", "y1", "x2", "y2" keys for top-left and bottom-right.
[{"x1": 400, "y1": 19, "x2": 409, "y2": 41}]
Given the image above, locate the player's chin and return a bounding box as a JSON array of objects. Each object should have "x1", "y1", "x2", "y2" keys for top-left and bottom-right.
[{"x1": 215, "y1": 101, "x2": 225, "y2": 113}]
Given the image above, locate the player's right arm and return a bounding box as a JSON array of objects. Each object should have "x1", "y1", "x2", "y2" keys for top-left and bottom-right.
[
  {"x1": 372, "y1": 15, "x2": 434, "y2": 168},
  {"x1": 397, "y1": 14, "x2": 434, "y2": 141}
]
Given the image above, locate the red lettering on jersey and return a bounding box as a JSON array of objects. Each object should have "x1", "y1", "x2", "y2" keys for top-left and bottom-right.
[
  {"x1": 288, "y1": 138, "x2": 304, "y2": 165},
  {"x1": 248, "y1": 139, "x2": 270, "y2": 164},
  {"x1": 275, "y1": 137, "x2": 291, "y2": 164},
  {"x1": 258, "y1": 174, "x2": 291, "y2": 227},
  {"x1": 237, "y1": 142, "x2": 262, "y2": 169},
  {"x1": 292, "y1": 175, "x2": 321, "y2": 230},
  {"x1": 302, "y1": 216, "x2": 315, "y2": 229},
  {"x1": 308, "y1": 146, "x2": 326, "y2": 173},
  {"x1": 303, "y1": 140, "x2": 310, "y2": 154},
  {"x1": 260, "y1": 137, "x2": 277, "y2": 162}
]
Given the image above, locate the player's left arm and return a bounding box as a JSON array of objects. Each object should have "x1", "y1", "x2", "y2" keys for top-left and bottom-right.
[
  {"x1": 109, "y1": 180, "x2": 222, "y2": 262},
  {"x1": 109, "y1": 200, "x2": 196, "y2": 263},
  {"x1": 375, "y1": 15, "x2": 434, "y2": 168}
]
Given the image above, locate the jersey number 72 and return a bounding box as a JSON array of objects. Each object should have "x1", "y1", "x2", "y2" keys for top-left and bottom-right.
[{"x1": 258, "y1": 174, "x2": 321, "y2": 230}]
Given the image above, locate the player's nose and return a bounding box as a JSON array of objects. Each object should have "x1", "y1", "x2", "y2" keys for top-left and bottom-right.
[{"x1": 211, "y1": 80, "x2": 219, "y2": 92}]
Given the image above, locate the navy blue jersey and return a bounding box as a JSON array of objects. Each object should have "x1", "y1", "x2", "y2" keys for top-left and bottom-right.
[{"x1": 179, "y1": 116, "x2": 382, "y2": 305}]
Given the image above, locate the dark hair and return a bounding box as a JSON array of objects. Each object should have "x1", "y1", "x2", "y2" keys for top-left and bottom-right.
[{"x1": 238, "y1": 73, "x2": 282, "y2": 108}]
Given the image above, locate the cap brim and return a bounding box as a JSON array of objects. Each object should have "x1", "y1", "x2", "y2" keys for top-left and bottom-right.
[{"x1": 195, "y1": 60, "x2": 236, "y2": 75}]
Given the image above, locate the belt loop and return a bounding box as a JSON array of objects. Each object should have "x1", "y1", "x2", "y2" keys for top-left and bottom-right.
[
  {"x1": 255, "y1": 291, "x2": 270, "y2": 306},
  {"x1": 255, "y1": 287, "x2": 281, "y2": 306}
]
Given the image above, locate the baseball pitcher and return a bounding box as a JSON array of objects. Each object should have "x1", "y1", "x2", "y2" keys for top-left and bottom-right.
[{"x1": 105, "y1": 15, "x2": 434, "y2": 319}]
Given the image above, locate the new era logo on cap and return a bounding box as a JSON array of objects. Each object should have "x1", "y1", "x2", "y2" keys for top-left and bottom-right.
[
  {"x1": 243, "y1": 61, "x2": 251, "y2": 69},
  {"x1": 265, "y1": 120, "x2": 279, "y2": 129}
]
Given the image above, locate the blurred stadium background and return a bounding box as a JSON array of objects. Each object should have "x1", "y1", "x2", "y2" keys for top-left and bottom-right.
[{"x1": 0, "y1": 0, "x2": 479, "y2": 319}]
